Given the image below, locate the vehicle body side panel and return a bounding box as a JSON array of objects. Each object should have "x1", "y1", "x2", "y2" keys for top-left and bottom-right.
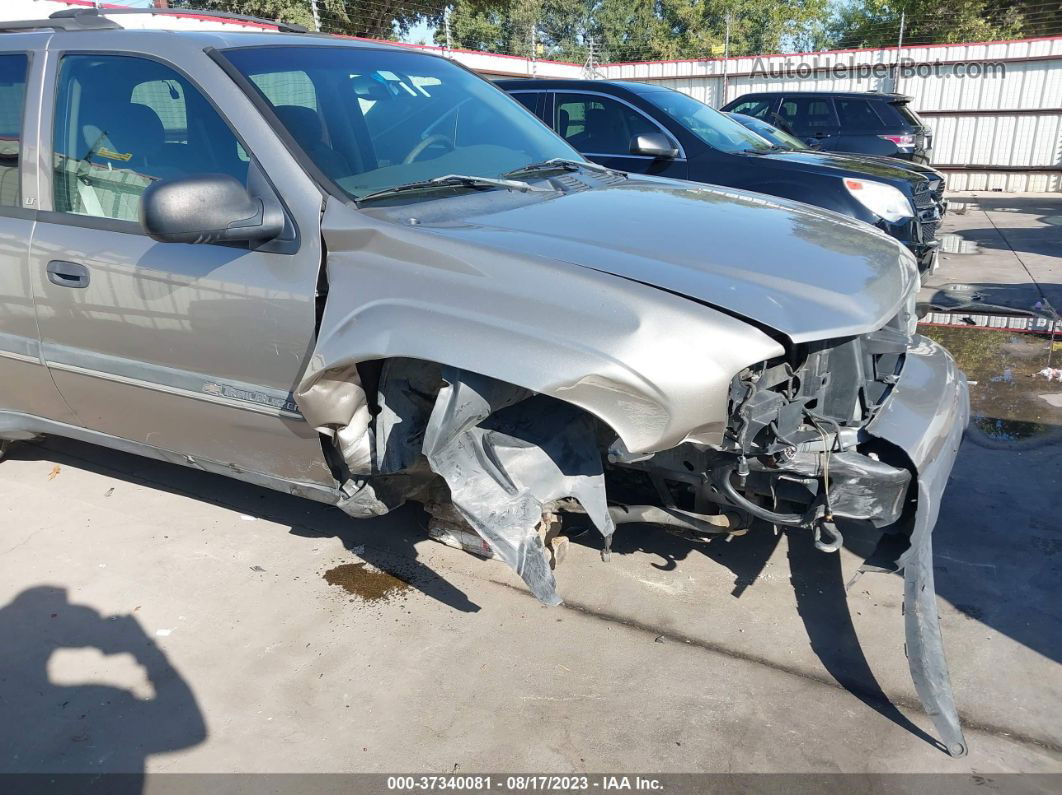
[
  {"x1": 0, "y1": 38, "x2": 75, "y2": 422},
  {"x1": 26, "y1": 34, "x2": 333, "y2": 485}
]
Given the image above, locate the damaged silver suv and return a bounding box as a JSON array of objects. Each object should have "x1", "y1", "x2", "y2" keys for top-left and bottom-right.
[{"x1": 0, "y1": 9, "x2": 968, "y2": 756}]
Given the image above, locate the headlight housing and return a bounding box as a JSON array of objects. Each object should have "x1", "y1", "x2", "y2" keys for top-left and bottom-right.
[{"x1": 843, "y1": 178, "x2": 915, "y2": 223}]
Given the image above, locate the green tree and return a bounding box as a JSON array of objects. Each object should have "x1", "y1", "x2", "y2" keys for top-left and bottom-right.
[
  {"x1": 441, "y1": 0, "x2": 833, "y2": 62},
  {"x1": 828, "y1": 0, "x2": 1031, "y2": 49},
  {"x1": 649, "y1": 0, "x2": 832, "y2": 59},
  {"x1": 440, "y1": 0, "x2": 589, "y2": 60}
]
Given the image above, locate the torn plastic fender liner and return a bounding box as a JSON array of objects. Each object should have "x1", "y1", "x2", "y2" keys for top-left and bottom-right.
[
  {"x1": 421, "y1": 367, "x2": 615, "y2": 606},
  {"x1": 294, "y1": 358, "x2": 373, "y2": 475},
  {"x1": 864, "y1": 336, "x2": 971, "y2": 758}
]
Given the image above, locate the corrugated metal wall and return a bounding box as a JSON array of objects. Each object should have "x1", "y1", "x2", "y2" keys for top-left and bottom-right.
[{"x1": 602, "y1": 38, "x2": 1062, "y2": 192}]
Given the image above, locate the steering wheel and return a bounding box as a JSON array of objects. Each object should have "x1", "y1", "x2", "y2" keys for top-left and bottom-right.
[{"x1": 403, "y1": 134, "x2": 452, "y2": 164}]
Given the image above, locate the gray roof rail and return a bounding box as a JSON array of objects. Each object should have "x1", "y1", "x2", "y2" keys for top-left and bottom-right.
[
  {"x1": 0, "y1": 10, "x2": 121, "y2": 33},
  {"x1": 52, "y1": 6, "x2": 309, "y2": 34}
]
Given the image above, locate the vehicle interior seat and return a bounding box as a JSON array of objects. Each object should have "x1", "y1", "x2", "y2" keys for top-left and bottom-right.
[
  {"x1": 558, "y1": 107, "x2": 571, "y2": 138},
  {"x1": 568, "y1": 105, "x2": 627, "y2": 152},
  {"x1": 0, "y1": 137, "x2": 16, "y2": 207},
  {"x1": 62, "y1": 102, "x2": 184, "y2": 220},
  {"x1": 273, "y1": 104, "x2": 352, "y2": 178}
]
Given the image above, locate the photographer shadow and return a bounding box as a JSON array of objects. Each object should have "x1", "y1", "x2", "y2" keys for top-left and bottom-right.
[{"x1": 0, "y1": 586, "x2": 206, "y2": 792}]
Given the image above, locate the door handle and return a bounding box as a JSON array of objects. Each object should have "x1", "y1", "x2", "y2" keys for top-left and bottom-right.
[{"x1": 46, "y1": 260, "x2": 90, "y2": 289}]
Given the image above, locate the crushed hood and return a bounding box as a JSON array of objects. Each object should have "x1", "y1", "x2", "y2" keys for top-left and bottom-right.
[{"x1": 414, "y1": 179, "x2": 917, "y2": 343}]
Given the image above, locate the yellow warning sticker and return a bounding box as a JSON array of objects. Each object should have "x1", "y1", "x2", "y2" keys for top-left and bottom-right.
[{"x1": 97, "y1": 147, "x2": 133, "y2": 162}]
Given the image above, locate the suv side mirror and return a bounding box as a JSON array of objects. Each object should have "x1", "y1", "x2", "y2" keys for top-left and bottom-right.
[
  {"x1": 630, "y1": 132, "x2": 680, "y2": 159},
  {"x1": 140, "y1": 174, "x2": 284, "y2": 245}
]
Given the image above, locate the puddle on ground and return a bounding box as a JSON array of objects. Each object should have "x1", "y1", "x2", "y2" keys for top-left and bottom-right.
[
  {"x1": 324, "y1": 562, "x2": 412, "y2": 602},
  {"x1": 971, "y1": 416, "x2": 1052, "y2": 441},
  {"x1": 921, "y1": 322, "x2": 1062, "y2": 441}
]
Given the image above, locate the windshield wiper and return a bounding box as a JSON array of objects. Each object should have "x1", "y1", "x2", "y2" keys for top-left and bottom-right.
[
  {"x1": 504, "y1": 158, "x2": 627, "y2": 179},
  {"x1": 358, "y1": 174, "x2": 543, "y2": 204}
]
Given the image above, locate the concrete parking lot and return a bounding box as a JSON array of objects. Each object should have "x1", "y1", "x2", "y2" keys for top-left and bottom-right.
[{"x1": 1, "y1": 193, "x2": 1060, "y2": 781}]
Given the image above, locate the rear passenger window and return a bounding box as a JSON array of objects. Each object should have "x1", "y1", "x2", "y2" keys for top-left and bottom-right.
[
  {"x1": 0, "y1": 53, "x2": 28, "y2": 209},
  {"x1": 890, "y1": 102, "x2": 924, "y2": 128},
  {"x1": 52, "y1": 55, "x2": 249, "y2": 223},
  {"x1": 835, "y1": 99, "x2": 882, "y2": 129},
  {"x1": 778, "y1": 98, "x2": 838, "y2": 132}
]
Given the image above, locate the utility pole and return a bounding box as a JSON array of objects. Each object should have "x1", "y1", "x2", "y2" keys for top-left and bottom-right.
[
  {"x1": 530, "y1": 26, "x2": 537, "y2": 76},
  {"x1": 155, "y1": 0, "x2": 170, "y2": 8},
  {"x1": 721, "y1": 12, "x2": 731, "y2": 107},
  {"x1": 444, "y1": 7, "x2": 453, "y2": 54},
  {"x1": 894, "y1": 10, "x2": 906, "y2": 93},
  {"x1": 584, "y1": 36, "x2": 597, "y2": 79},
  {"x1": 309, "y1": 0, "x2": 321, "y2": 32}
]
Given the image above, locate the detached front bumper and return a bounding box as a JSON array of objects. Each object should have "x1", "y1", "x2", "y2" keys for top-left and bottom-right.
[
  {"x1": 865, "y1": 335, "x2": 971, "y2": 757},
  {"x1": 867, "y1": 335, "x2": 969, "y2": 535}
]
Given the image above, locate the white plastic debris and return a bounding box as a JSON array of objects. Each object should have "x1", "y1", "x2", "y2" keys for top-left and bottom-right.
[{"x1": 1036, "y1": 367, "x2": 1062, "y2": 382}]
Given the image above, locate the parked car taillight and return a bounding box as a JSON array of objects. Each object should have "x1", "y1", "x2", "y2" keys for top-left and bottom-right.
[{"x1": 879, "y1": 134, "x2": 915, "y2": 147}]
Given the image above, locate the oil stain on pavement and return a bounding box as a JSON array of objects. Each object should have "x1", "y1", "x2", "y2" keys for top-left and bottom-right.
[{"x1": 324, "y1": 562, "x2": 413, "y2": 602}]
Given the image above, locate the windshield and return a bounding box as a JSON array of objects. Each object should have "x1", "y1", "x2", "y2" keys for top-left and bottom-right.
[
  {"x1": 640, "y1": 90, "x2": 774, "y2": 153},
  {"x1": 222, "y1": 46, "x2": 581, "y2": 200},
  {"x1": 728, "y1": 113, "x2": 807, "y2": 151}
]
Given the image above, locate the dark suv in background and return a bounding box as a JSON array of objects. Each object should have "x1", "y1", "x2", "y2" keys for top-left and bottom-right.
[
  {"x1": 728, "y1": 111, "x2": 947, "y2": 218},
  {"x1": 721, "y1": 91, "x2": 933, "y2": 163},
  {"x1": 501, "y1": 79, "x2": 942, "y2": 272}
]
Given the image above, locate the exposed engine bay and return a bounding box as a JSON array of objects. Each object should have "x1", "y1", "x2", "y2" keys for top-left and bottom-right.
[{"x1": 616, "y1": 304, "x2": 920, "y2": 558}]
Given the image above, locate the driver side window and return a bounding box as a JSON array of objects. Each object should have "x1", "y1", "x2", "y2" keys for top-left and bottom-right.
[
  {"x1": 556, "y1": 94, "x2": 659, "y2": 156},
  {"x1": 52, "y1": 55, "x2": 249, "y2": 223}
]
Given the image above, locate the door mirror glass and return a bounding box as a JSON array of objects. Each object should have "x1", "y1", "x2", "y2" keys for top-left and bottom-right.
[
  {"x1": 140, "y1": 174, "x2": 283, "y2": 245},
  {"x1": 630, "y1": 132, "x2": 679, "y2": 159}
]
